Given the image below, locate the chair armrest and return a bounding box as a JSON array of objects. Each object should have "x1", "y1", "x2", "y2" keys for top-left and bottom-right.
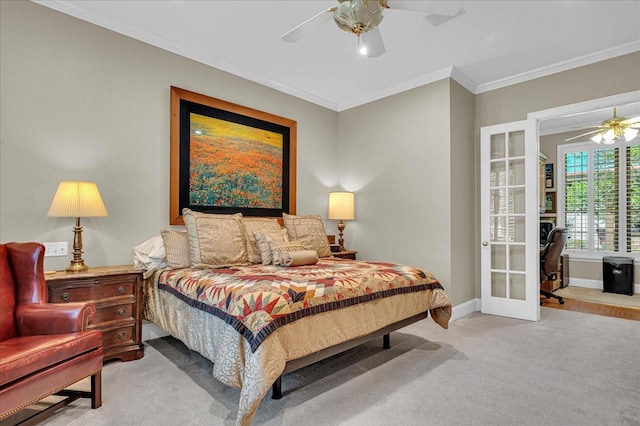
[{"x1": 16, "y1": 302, "x2": 97, "y2": 335}]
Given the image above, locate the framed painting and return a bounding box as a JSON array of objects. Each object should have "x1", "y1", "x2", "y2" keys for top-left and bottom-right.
[
  {"x1": 170, "y1": 86, "x2": 297, "y2": 225},
  {"x1": 545, "y1": 192, "x2": 556, "y2": 213},
  {"x1": 545, "y1": 163, "x2": 554, "y2": 188}
]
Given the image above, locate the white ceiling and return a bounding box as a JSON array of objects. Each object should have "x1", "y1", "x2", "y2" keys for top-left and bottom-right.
[{"x1": 36, "y1": 0, "x2": 640, "y2": 127}]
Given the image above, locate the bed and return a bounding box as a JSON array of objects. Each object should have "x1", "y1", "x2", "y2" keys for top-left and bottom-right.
[{"x1": 138, "y1": 211, "x2": 452, "y2": 426}]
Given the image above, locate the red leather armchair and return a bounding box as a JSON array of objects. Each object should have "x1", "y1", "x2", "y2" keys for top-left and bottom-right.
[{"x1": 0, "y1": 242, "x2": 103, "y2": 424}]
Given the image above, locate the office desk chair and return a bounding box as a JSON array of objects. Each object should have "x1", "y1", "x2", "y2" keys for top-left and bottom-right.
[{"x1": 540, "y1": 227, "x2": 568, "y2": 304}]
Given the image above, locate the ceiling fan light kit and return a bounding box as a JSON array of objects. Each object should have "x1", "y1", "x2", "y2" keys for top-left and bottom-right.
[
  {"x1": 281, "y1": 0, "x2": 464, "y2": 58},
  {"x1": 334, "y1": 0, "x2": 385, "y2": 36},
  {"x1": 565, "y1": 107, "x2": 640, "y2": 144}
]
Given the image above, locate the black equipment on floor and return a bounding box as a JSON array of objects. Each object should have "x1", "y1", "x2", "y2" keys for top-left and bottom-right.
[{"x1": 603, "y1": 257, "x2": 634, "y2": 296}]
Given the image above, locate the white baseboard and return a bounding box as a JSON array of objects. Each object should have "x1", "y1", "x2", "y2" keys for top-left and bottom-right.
[
  {"x1": 142, "y1": 320, "x2": 169, "y2": 342},
  {"x1": 566, "y1": 278, "x2": 639, "y2": 294},
  {"x1": 451, "y1": 298, "x2": 480, "y2": 321}
]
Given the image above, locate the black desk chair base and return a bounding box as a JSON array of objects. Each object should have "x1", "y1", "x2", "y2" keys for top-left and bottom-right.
[{"x1": 540, "y1": 290, "x2": 564, "y2": 304}]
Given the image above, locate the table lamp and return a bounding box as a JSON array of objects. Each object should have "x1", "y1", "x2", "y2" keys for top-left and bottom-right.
[
  {"x1": 328, "y1": 191, "x2": 355, "y2": 251},
  {"x1": 47, "y1": 181, "x2": 108, "y2": 272}
]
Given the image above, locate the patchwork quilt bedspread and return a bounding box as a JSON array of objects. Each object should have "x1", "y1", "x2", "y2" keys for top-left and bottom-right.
[
  {"x1": 157, "y1": 258, "x2": 448, "y2": 352},
  {"x1": 146, "y1": 257, "x2": 451, "y2": 425}
]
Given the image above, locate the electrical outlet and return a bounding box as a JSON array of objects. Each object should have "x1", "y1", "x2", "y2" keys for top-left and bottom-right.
[{"x1": 44, "y1": 242, "x2": 68, "y2": 257}]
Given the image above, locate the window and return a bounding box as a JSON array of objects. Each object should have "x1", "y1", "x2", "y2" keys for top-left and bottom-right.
[{"x1": 559, "y1": 140, "x2": 639, "y2": 256}]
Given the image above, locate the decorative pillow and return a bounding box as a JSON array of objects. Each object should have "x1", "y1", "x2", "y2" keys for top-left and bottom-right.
[
  {"x1": 242, "y1": 217, "x2": 285, "y2": 264},
  {"x1": 273, "y1": 249, "x2": 319, "y2": 267},
  {"x1": 282, "y1": 213, "x2": 332, "y2": 257},
  {"x1": 160, "y1": 229, "x2": 190, "y2": 269},
  {"x1": 253, "y1": 229, "x2": 290, "y2": 265},
  {"x1": 182, "y1": 208, "x2": 248, "y2": 267}
]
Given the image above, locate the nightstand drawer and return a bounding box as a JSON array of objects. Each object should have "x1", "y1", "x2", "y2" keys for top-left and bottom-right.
[
  {"x1": 49, "y1": 277, "x2": 135, "y2": 303},
  {"x1": 93, "y1": 303, "x2": 133, "y2": 324},
  {"x1": 100, "y1": 325, "x2": 135, "y2": 348}
]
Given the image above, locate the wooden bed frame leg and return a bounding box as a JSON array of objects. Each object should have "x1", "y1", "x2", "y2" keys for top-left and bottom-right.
[
  {"x1": 271, "y1": 376, "x2": 282, "y2": 400},
  {"x1": 383, "y1": 333, "x2": 390, "y2": 349}
]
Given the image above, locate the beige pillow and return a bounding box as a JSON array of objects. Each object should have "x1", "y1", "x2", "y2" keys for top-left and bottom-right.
[
  {"x1": 282, "y1": 213, "x2": 332, "y2": 257},
  {"x1": 273, "y1": 249, "x2": 319, "y2": 267},
  {"x1": 182, "y1": 208, "x2": 248, "y2": 267},
  {"x1": 242, "y1": 217, "x2": 284, "y2": 263},
  {"x1": 160, "y1": 230, "x2": 190, "y2": 269},
  {"x1": 253, "y1": 229, "x2": 290, "y2": 265}
]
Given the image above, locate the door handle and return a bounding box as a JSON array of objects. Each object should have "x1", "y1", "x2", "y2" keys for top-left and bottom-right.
[{"x1": 482, "y1": 241, "x2": 489, "y2": 246}]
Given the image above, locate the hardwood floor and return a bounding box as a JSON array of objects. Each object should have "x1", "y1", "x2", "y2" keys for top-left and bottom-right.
[{"x1": 541, "y1": 295, "x2": 640, "y2": 321}]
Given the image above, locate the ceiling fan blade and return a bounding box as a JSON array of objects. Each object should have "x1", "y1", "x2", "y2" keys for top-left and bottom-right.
[
  {"x1": 621, "y1": 115, "x2": 640, "y2": 125},
  {"x1": 426, "y1": 8, "x2": 465, "y2": 26},
  {"x1": 281, "y1": 9, "x2": 333, "y2": 42},
  {"x1": 361, "y1": 27, "x2": 385, "y2": 58},
  {"x1": 564, "y1": 129, "x2": 601, "y2": 142}
]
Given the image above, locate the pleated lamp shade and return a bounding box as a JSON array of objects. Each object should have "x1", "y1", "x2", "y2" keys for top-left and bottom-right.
[
  {"x1": 47, "y1": 181, "x2": 108, "y2": 218},
  {"x1": 328, "y1": 192, "x2": 355, "y2": 221}
]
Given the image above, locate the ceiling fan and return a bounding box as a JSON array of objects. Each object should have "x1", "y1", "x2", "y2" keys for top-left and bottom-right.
[
  {"x1": 564, "y1": 107, "x2": 640, "y2": 144},
  {"x1": 281, "y1": 0, "x2": 465, "y2": 58}
]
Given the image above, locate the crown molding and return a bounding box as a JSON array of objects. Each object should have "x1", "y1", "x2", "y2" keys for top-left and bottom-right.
[
  {"x1": 30, "y1": 1, "x2": 640, "y2": 112},
  {"x1": 475, "y1": 40, "x2": 640, "y2": 94},
  {"x1": 32, "y1": 0, "x2": 341, "y2": 111},
  {"x1": 338, "y1": 67, "x2": 456, "y2": 111}
]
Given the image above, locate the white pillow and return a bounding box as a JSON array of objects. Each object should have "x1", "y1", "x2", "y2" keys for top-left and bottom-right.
[{"x1": 133, "y1": 235, "x2": 169, "y2": 273}]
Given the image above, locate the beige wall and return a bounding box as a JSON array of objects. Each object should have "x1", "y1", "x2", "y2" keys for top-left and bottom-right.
[
  {"x1": 0, "y1": 1, "x2": 338, "y2": 271},
  {"x1": 337, "y1": 79, "x2": 476, "y2": 304},
  {"x1": 449, "y1": 80, "x2": 477, "y2": 303}
]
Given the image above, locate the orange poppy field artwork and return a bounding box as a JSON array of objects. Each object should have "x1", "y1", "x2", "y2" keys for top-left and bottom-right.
[
  {"x1": 189, "y1": 113, "x2": 283, "y2": 209},
  {"x1": 170, "y1": 86, "x2": 296, "y2": 225}
]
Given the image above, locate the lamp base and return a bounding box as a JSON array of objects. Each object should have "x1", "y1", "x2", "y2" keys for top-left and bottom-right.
[
  {"x1": 66, "y1": 260, "x2": 88, "y2": 273},
  {"x1": 337, "y1": 220, "x2": 346, "y2": 251},
  {"x1": 66, "y1": 218, "x2": 88, "y2": 273}
]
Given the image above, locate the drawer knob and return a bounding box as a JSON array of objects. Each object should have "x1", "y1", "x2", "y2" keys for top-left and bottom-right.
[
  {"x1": 118, "y1": 286, "x2": 125, "y2": 294},
  {"x1": 118, "y1": 308, "x2": 126, "y2": 316},
  {"x1": 61, "y1": 292, "x2": 70, "y2": 302},
  {"x1": 118, "y1": 331, "x2": 125, "y2": 340}
]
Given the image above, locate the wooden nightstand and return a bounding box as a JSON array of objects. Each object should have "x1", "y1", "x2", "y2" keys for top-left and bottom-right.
[
  {"x1": 332, "y1": 250, "x2": 357, "y2": 260},
  {"x1": 46, "y1": 265, "x2": 144, "y2": 362}
]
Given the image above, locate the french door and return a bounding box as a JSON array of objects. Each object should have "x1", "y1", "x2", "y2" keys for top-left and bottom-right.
[{"x1": 480, "y1": 120, "x2": 539, "y2": 321}]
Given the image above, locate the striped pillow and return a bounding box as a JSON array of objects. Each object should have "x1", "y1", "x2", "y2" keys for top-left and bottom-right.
[
  {"x1": 242, "y1": 217, "x2": 284, "y2": 264},
  {"x1": 161, "y1": 229, "x2": 190, "y2": 269}
]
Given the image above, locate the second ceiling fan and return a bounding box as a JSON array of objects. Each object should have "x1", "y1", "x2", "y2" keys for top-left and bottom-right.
[
  {"x1": 281, "y1": 0, "x2": 465, "y2": 58},
  {"x1": 565, "y1": 107, "x2": 640, "y2": 144}
]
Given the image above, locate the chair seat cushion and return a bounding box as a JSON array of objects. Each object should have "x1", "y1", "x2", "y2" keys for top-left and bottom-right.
[{"x1": 0, "y1": 330, "x2": 102, "y2": 386}]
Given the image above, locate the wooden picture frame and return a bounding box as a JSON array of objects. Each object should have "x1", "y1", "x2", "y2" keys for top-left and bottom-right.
[
  {"x1": 545, "y1": 192, "x2": 556, "y2": 213},
  {"x1": 545, "y1": 163, "x2": 554, "y2": 188},
  {"x1": 170, "y1": 87, "x2": 297, "y2": 225}
]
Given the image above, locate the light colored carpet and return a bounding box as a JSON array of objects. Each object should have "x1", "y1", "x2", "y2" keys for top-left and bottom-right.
[
  {"x1": 12, "y1": 308, "x2": 640, "y2": 426},
  {"x1": 554, "y1": 286, "x2": 640, "y2": 308}
]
